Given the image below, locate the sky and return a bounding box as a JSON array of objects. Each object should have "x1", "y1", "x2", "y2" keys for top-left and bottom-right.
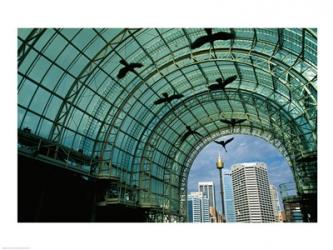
[{"x1": 187, "y1": 134, "x2": 295, "y2": 213}]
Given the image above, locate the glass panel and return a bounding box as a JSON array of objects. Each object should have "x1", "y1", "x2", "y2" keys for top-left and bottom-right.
[
  {"x1": 29, "y1": 55, "x2": 52, "y2": 82},
  {"x1": 18, "y1": 79, "x2": 37, "y2": 107},
  {"x1": 38, "y1": 118, "x2": 53, "y2": 138},
  {"x1": 29, "y1": 87, "x2": 51, "y2": 114},
  {"x1": 42, "y1": 65, "x2": 64, "y2": 91},
  {"x1": 56, "y1": 44, "x2": 80, "y2": 69},
  {"x1": 21, "y1": 111, "x2": 41, "y2": 133},
  {"x1": 45, "y1": 96, "x2": 62, "y2": 120},
  {"x1": 44, "y1": 34, "x2": 68, "y2": 61}
]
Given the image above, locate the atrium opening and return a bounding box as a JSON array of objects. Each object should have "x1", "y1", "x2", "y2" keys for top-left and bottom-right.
[{"x1": 187, "y1": 135, "x2": 297, "y2": 222}]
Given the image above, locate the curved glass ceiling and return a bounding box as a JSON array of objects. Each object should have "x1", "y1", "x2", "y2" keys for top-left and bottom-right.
[{"x1": 17, "y1": 28, "x2": 317, "y2": 216}]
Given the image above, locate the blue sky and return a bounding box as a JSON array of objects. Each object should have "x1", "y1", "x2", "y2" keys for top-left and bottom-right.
[{"x1": 187, "y1": 134, "x2": 295, "y2": 213}]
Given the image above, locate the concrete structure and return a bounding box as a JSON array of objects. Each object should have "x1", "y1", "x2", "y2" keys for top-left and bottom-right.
[
  {"x1": 270, "y1": 184, "x2": 281, "y2": 222},
  {"x1": 198, "y1": 181, "x2": 216, "y2": 209},
  {"x1": 231, "y1": 162, "x2": 275, "y2": 222},
  {"x1": 187, "y1": 192, "x2": 210, "y2": 222},
  {"x1": 278, "y1": 211, "x2": 286, "y2": 222}
]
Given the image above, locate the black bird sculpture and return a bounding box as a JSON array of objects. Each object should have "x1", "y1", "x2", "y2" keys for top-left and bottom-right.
[
  {"x1": 208, "y1": 75, "x2": 237, "y2": 91},
  {"x1": 117, "y1": 59, "x2": 143, "y2": 79},
  {"x1": 214, "y1": 137, "x2": 234, "y2": 152},
  {"x1": 190, "y1": 28, "x2": 235, "y2": 50},
  {"x1": 154, "y1": 92, "x2": 184, "y2": 105},
  {"x1": 181, "y1": 126, "x2": 203, "y2": 143},
  {"x1": 220, "y1": 118, "x2": 247, "y2": 128}
]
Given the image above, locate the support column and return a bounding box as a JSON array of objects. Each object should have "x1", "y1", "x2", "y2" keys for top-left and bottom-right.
[{"x1": 294, "y1": 152, "x2": 317, "y2": 222}]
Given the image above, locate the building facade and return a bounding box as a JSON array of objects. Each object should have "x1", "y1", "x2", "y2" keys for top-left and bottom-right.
[
  {"x1": 231, "y1": 162, "x2": 275, "y2": 222},
  {"x1": 270, "y1": 184, "x2": 281, "y2": 222},
  {"x1": 282, "y1": 196, "x2": 304, "y2": 222},
  {"x1": 187, "y1": 192, "x2": 210, "y2": 222},
  {"x1": 198, "y1": 181, "x2": 216, "y2": 209},
  {"x1": 223, "y1": 170, "x2": 236, "y2": 222}
]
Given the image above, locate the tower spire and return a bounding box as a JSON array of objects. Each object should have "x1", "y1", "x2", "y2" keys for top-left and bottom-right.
[{"x1": 216, "y1": 151, "x2": 223, "y2": 169}]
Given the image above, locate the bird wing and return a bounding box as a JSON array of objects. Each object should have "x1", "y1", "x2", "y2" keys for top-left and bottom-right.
[
  {"x1": 223, "y1": 75, "x2": 237, "y2": 86},
  {"x1": 131, "y1": 63, "x2": 143, "y2": 68},
  {"x1": 216, "y1": 78, "x2": 223, "y2": 85},
  {"x1": 190, "y1": 35, "x2": 209, "y2": 49},
  {"x1": 214, "y1": 140, "x2": 222, "y2": 145},
  {"x1": 169, "y1": 94, "x2": 184, "y2": 101},
  {"x1": 220, "y1": 119, "x2": 232, "y2": 125},
  {"x1": 154, "y1": 98, "x2": 166, "y2": 105},
  {"x1": 181, "y1": 131, "x2": 191, "y2": 143},
  {"x1": 234, "y1": 119, "x2": 247, "y2": 124},
  {"x1": 204, "y1": 28, "x2": 213, "y2": 35},
  {"x1": 193, "y1": 131, "x2": 203, "y2": 137},
  {"x1": 117, "y1": 67, "x2": 129, "y2": 79},
  {"x1": 213, "y1": 31, "x2": 235, "y2": 41},
  {"x1": 208, "y1": 84, "x2": 222, "y2": 91},
  {"x1": 225, "y1": 137, "x2": 234, "y2": 145}
]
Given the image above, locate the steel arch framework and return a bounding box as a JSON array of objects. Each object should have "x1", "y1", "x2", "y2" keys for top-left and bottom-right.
[{"x1": 17, "y1": 28, "x2": 317, "y2": 220}]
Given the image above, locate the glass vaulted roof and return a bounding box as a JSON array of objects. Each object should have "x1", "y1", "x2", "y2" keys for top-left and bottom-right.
[{"x1": 17, "y1": 28, "x2": 317, "y2": 215}]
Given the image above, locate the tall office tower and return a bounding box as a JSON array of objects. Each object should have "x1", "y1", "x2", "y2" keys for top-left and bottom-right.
[
  {"x1": 231, "y1": 162, "x2": 275, "y2": 222},
  {"x1": 187, "y1": 192, "x2": 210, "y2": 222},
  {"x1": 198, "y1": 181, "x2": 216, "y2": 209},
  {"x1": 270, "y1": 184, "x2": 281, "y2": 222},
  {"x1": 223, "y1": 170, "x2": 236, "y2": 222}
]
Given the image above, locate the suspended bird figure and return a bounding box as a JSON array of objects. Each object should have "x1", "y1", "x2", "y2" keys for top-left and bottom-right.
[
  {"x1": 154, "y1": 92, "x2": 184, "y2": 105},
  {"x1": 214, "y1": 137, "x2": 234, "y2": 152},
  {"x1": 220, "y1": 118, "x2": 247, "y2": 129},
  {"x1": 180, "y1": 126, "x2": 203, "y2": 143},
  {"x1": 208, "y1": 75, "x2": 237, "y2": 91},
  {"x1": 117, "y1": 59, "x2": 143, "y2": 79},
  {"x1": 190, "y1": 28, "x2": 235, "y2": 50}
]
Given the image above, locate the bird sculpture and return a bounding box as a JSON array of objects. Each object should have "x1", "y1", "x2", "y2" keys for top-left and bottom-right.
[
  {"x1": 190, "y1": 28, "x2": 235, "y2": 50},
  {"x1": 220, "y1": 118, "x2": 247, "y2": 128},
  {"x1": 181, "y1": 126, "x2": 203, "y2": 143},
  {"x1": 117, "y1": 59, "x2": 143, "y2": 79},
  {"x1": 214, "y1": 137, "x2": 234, "y2": 152},
  {"x1": 208, "y1": 75, "x2": 237, "y2": 91},
  {"x1": 154, "y1": 92, "x2": 184, "y2": 105}
]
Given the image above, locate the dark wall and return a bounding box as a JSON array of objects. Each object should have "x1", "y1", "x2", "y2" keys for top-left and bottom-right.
[
  {"x1": 18, "y1": 155, "x2": 148, "y2": 222},
  {"x1": 18, "y1": 155, "x2": 95, "y2": 222}
]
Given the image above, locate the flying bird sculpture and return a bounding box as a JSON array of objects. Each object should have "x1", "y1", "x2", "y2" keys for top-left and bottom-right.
[
  {"x1": 214, "y1": 137, "x2": 234, "y2": 152},
  {"x1": 190, "y1": 28, "x2": 235, "y2": 50},
  {"x1": 208, "y1": 75, "x2": 237, "y2": 91},
  {"x1": 154, "y1": 92, "x2": 184, "y2": 105},
  {"x1": 181, "y1": 126, "x2": 203, "y2": 143},
  {"x1": 117, "y1": 59, "x2": 143, "y2": 79},
  {"x1": 220, "y1": 118, "x2": 247, "y2": 128}
]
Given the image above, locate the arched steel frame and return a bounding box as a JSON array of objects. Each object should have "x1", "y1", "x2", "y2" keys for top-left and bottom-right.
[{"x1": 17, "y1": 28, "x2": 317, "y2": 220}]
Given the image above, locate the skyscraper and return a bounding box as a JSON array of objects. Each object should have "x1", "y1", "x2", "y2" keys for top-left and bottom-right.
[
  {"x1": 198, "y1": 181, "x2": 216, "y2": 209},
  {"x1": 223, "y1": 169, "x2": 236, "y2": 222},
  {"x1": 187, "y1": 192, "x2": 210, "y2": 222},
  {"x1": 270, "y1": 184, "x2": 281, "y2": 222},
  {"x1": 231, "y1": 162, "x2": 275, "y2": 222}
]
